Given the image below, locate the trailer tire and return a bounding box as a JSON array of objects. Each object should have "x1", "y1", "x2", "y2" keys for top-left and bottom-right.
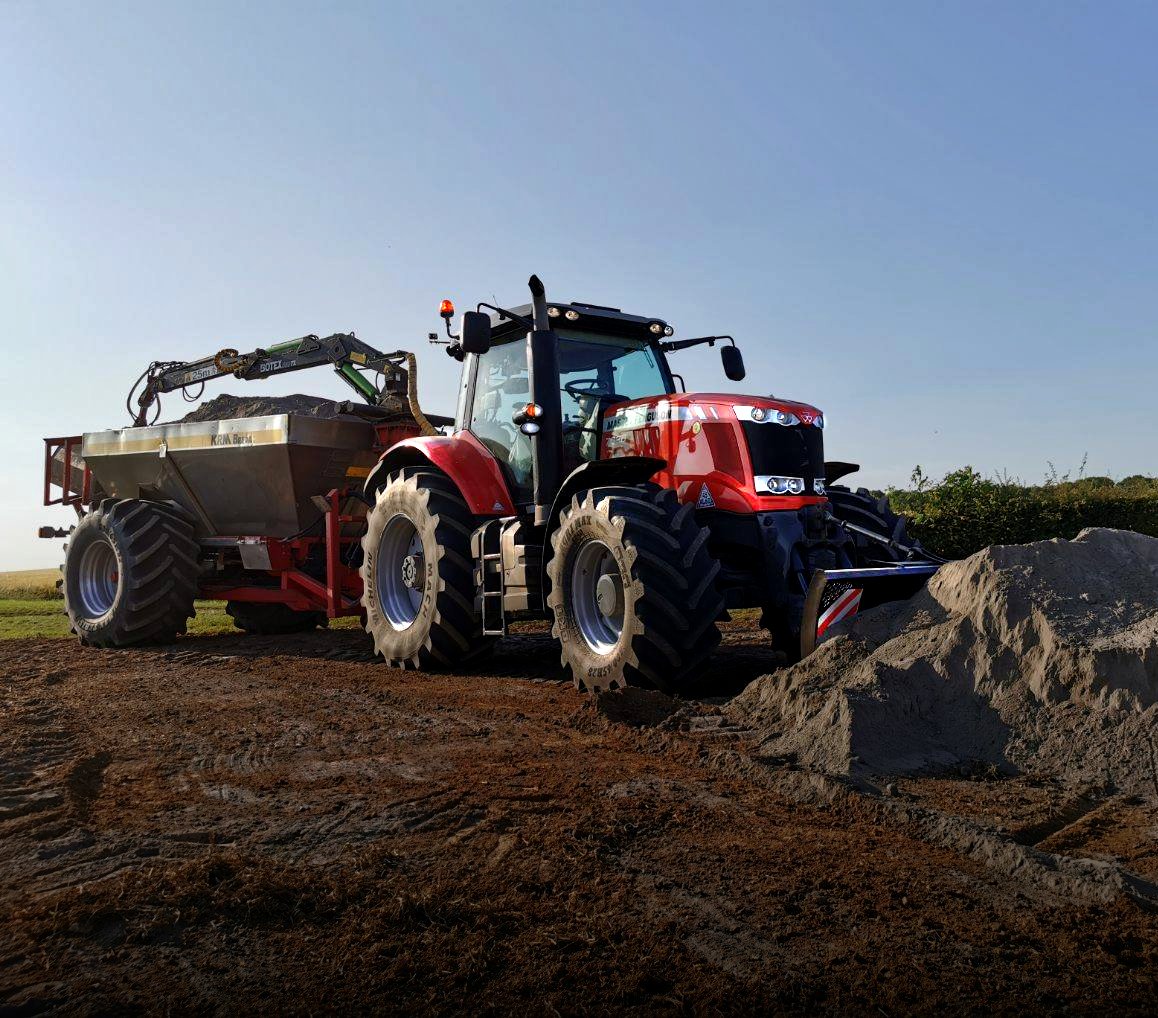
[
  {"x1": 825, "y1": 485, "x2": 930, "y2": 564},
  {"x1": 547, "y1": 484, "x2": 723, "y2": 693},
  {"x1": 360, "y1": 469, "x2": 494, "y2": 669},
  {"x1": 226, "y1": 602, "x2": 327, "y2": 635},
  {"x1": 62, "y1": 499, "x2": 198, "y2": 647}
]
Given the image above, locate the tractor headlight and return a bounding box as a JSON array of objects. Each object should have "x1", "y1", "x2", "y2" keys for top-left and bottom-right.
[
  {"x1": 547, "y1": 306, "x2": 561, "y2": 318},
  {"x1": 649, "y1": 322, "x2": 664, "y2": 335},
  {"x1": 756, "y1": 475, "x2": 807, "y2": 495},
  {"x1": 564, "y1": 309, "x2": 580, "y2": 321},
  {"x1": 814, "y1": 413, "x2": 825, "y2": 430},
  {"x1": 520, "y1": 421, "x2": 540, "y2": 435},
  {"x1": 813, "y1": 478, "x2": 826, "y2": 495},
  {"x1": 734, "y1": 406, "x2": 800, "y2": 426}
]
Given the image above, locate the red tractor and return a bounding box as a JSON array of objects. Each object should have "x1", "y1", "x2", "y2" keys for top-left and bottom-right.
[
  {"x1": 43, "y1": 274, "x2": 939, "y2": 693},
  {"x1": 358, "y1": 276, "x2": 938, "y2": 691}
]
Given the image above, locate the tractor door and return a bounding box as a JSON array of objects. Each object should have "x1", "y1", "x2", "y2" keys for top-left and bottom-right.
[{"x1": 463, "y1": 338, "x2": 534, "y2": 503}]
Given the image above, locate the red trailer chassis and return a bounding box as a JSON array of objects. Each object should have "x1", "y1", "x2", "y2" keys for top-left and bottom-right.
[{"x1": 194, "y1": 486, "x2": 365, "y2": 620}]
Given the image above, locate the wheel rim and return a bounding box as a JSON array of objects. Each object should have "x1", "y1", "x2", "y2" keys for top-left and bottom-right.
[
  {"x1": 375, "y1": 514, "x2": 425, "y2": 631},
  {"x1": 77, "y1": 537, "x2": 119, "y2": 618},
  {"x1": 571, "y1": 540, "x2": 625, "y2": 655}
]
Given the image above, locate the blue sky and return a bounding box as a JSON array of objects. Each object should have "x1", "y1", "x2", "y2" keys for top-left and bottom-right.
[{"x1": 3, "y1": 1, "x2": 1156, "y2": 568}]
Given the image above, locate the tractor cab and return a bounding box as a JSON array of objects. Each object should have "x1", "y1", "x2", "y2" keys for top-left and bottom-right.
[{"x1": 456, "y1": 302, "x2": 679, "y2": 503}]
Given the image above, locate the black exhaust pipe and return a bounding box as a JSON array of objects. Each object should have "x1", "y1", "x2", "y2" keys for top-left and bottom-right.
[{"x1": 527, "y1": 275, "x2": 563, "y2": 524}]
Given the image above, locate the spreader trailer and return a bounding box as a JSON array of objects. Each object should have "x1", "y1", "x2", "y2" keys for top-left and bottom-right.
[{"x1": 42, "y1": 274, "x2": 942, "y2": 690}]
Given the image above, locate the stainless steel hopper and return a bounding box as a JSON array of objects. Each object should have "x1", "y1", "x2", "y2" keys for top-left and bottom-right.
[{"x1": 81, "y1": 414, "x2": 378, "y2": 538}]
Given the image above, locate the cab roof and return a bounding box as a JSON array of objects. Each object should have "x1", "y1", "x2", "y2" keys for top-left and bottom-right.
[{"x1": 487, "y1": 301, "x2": 672, "y2": 343}]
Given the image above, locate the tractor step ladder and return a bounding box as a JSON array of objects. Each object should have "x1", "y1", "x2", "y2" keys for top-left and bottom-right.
[{"x1": 477, "y1": 518, "x2": 506, "y2": 637}]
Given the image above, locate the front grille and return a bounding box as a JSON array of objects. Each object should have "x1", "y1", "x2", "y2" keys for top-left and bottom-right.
[{"x1": 741, "y1": 422, "x2": 824, "y2": 487}]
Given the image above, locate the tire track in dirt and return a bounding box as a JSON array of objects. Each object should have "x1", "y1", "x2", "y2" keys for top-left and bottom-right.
[
  {"x1": 0, "y1": 684, "x2": 198, "y2": 904},
  {"x1": 5, "y1": 632, "x2": 1158, "y2": 1014}
]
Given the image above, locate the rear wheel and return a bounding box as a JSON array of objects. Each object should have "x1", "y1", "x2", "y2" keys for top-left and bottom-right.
[
  {"x1": 360, "y1": 469, "x2": 494, "y2": 669},
  {"x1": 547, "y1": 484, "x2": 723, "y2": 693},
  {"x1": 226, "y1": 602, "x2": 327, "y2": 634},
  {"x1": 62, "y1": 499, "x2": 198, "y2": 647}
]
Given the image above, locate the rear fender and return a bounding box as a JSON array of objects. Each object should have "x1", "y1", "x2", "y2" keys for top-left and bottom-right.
[
  {"x1": 541, "y1": 455, "x2": 667, "y2": 594},
  {"x1": 364, "y1": 432, "x2": 515, "y2": 517}
]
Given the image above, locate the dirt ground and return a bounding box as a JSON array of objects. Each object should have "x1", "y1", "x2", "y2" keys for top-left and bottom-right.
[{"x1": 2, "y1": 620, "x2": 1157, "y2": 1015}]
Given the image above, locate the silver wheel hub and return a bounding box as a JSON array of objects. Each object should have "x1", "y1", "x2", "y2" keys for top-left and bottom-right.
[
  {"x1": 595, "y1": 573, "x2": 621, "y2": 618},
  {"x1": 375, "y1": 515, "x2": 424, "y2": 631},
  {"x1": 77, "y1": 537, "x2": 119, "y2": 618},
  {"x1": 401, "y1": 554, "x2": 424, "y2": 590},
  {"x1": 571, "y1": 540, "x2": 625, "y2": 655}
]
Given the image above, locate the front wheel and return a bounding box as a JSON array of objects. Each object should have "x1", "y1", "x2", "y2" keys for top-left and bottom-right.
[
  {"x1": 546, "y1": 484, "x2": 723, "y2": 693},
  {"x1": 359, "y1": 468, "x2": 494, "y2": 669}
]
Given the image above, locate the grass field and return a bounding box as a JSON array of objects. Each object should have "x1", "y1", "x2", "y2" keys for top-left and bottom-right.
[
  {"x1": 0, "y1": 598, "x2": 239, "y2": 640},
  {"x1": 0, "y1": 568, "x2": 363, "y2": 640},
  {"x1": 0, "y1": 568, "x2": 62, "y2": 600}
]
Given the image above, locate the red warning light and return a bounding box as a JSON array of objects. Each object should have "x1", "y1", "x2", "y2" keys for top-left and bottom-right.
[{"x1": 439, "y1": 299, "x2": 455, "y2": 319}]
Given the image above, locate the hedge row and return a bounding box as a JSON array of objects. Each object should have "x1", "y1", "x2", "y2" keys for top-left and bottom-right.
[{"x1": 886, "y1": 469, "x2": 1158, "y2": 559}]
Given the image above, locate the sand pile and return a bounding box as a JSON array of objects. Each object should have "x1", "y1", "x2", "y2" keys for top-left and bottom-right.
[
  {"x1": 177, "y1": 393, "x2": 341, "y2": 423},
  {"x1": 728, "y1": 528, "x2": 1158, "y2": 793}
]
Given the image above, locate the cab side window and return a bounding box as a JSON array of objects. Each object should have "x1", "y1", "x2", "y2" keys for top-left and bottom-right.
[{"x1": 467, "y1": 341, "x2": 532, "y2": 494}]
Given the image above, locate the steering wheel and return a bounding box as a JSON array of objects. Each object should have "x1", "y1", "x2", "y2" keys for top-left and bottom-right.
[{"x1": 564, "y1": 378, "x2": 625, "y2": 403}]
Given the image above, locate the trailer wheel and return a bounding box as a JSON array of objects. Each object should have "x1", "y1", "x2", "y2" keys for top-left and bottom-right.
[
  {"x1": 547, "y1": 484, "x2": 723, "y2": 693},
  {"x1": 62, "y1": 499, "x2": 198, "y2": 647},
  {"x1": 825, "y1": 485, "x2": 931, "y2": 564},
  {"x1": 226, "y1": 602, "x2": 327, "y2": 634},
  {"x1": 360, "y1": 469, "x2": 494, "y2": 669}
]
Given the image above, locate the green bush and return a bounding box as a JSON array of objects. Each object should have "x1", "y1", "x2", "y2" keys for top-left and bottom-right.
[{"x1": 887, "y1": 467, "x2": 1158, "y2": 559}]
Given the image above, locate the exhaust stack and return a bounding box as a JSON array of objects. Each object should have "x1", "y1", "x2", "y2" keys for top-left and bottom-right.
[{"x1": 527, "y1": 275, "x2": 563, "y2": 524}]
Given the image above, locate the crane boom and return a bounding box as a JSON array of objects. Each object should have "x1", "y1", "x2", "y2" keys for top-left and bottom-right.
[{"x1": 129, "y1": 332, "x2": 434, "y2": 433}]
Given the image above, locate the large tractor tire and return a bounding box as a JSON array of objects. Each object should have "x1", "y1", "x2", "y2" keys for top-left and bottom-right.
[
  {"x1": 226, "y1": 602, "x2": 327, "y2": 635},
  {"x1": 547, "y1": 484, "x2": 723, "y2": 693},
  {"x1": 62, "y1": 498, "x2": 198, "y2": 647},
  {"x1": 360, "y1": 468, "x2": 494, "y2": 669},
  {"x1": 825, "y1": 485, "x2": 931, "y2": 565}
]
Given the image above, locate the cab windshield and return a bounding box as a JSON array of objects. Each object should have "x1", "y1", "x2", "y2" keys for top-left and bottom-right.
[
  {"x1": 556, "y1": 330, "x2": 671, "y2": 466},
  {"x1": 556, "y1": 330, "x2": 671, "y2": 411},
  {"x1": 465, "y1": 329, "x2": 671, "y2": 498}
]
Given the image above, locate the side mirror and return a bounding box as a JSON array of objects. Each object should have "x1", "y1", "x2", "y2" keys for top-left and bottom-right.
[
  {"x1": 721, "y1": 344, "x2": 746, "y2": 381},
  {"x1": 460, "y1": 311, "x2": 492, "y2": 355}
]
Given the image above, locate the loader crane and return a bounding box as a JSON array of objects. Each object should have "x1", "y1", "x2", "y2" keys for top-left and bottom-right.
[{"x1": 127, "y1": 332, "x2": 439, "y2": 433}]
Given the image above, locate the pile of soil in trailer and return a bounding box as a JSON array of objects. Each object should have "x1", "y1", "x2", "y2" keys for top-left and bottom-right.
[
  {"x1": 729, "y1": 528, "x2": 1158, "y2": 792},
  {"x1": 177, "y1": 393, "x2": 343, "y2": 422},
  {"x1": 175, "y1": 392, "x2": 423, "y2": 426}
]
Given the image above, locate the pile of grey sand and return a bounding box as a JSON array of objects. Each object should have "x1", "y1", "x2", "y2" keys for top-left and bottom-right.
[{"x1": 728, "y1": 528, "x2": 1158, "y2": 794}]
